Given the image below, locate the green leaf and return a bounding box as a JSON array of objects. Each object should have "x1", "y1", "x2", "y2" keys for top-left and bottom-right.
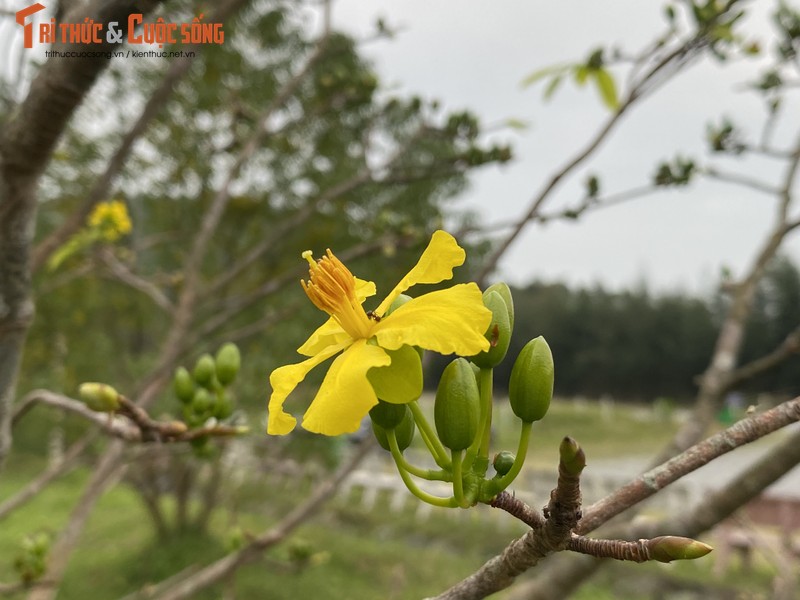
[
  {"x1": 592, "y1": 68, "x2": 619, "y2": 110},
  {"x1": 505, "y1": 117, "x2": 531, "y2": 130},
  {"x1": 573, "y1": 65, "x2": 590, "y2": 86},
  {"x1": 520, "y1": 63, "x2": 568, "y2": 88},
  {"x1": 543, "y1": 74, "x2": 564, "y2": 101}
]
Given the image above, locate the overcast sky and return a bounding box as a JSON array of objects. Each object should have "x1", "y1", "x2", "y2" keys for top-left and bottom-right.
[{"x1": 327, "y1": 0, "x2": 800, "y2": 295}]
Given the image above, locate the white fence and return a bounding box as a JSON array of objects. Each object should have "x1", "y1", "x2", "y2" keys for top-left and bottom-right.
[{"x1": 334, "y1": 451, "x2": 705, "y2": 522}]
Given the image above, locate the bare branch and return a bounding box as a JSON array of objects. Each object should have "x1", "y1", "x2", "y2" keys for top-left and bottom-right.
[
  {"x1": 476, "y1": 38, "x2": 710, "y2": 283},
  {"x1": 658, "y1": 129, "x2": 800, "y2": 461},
  {"x1": 702, "y1": 166, "x2": 781, "y2": 196},
  {"x1": 13, "y1": 389, "x2": 245, "y2": 445},
  {"x1": 434, "y1": 397, "x2": 800, "y2": 600},
  {"x1": 97, "y1": 248, "x2": 174, "y2": 313},
  {"x1": 14, "y1": 390, "x2": 141, "y2": 441},
  {"x1": 723, "y1": 323, "x2": 800, "y2": 390},
  {"x1": 578, "y1": 396, "x2": 800, "y2": 534}
]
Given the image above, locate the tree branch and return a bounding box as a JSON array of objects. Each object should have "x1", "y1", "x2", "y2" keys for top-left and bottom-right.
[
  {"x1": 97, "y1": 248, "x2": 174, "y2": 313},
  {"x1": 432, "y1": 396, "x2": 800, "y2": 600},
  {"x1": 0, "y1": 0, "x2": 166, "y2": 474}
]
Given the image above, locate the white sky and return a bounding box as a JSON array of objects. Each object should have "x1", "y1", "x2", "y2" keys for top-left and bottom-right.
[{"x1": 329, "y1": 0, "x2": 800, "y2": 294}]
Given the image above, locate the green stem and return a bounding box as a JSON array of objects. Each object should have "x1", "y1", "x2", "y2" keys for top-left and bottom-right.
[
  {"x1": 483, "y1": 421, "x2": 533, "y2": 499},
  {"x1": 408, "y1": 401, "x2": 450, "y2": 469},
  {"x1": 391, "y1": 446, "x2": 451, "y2": 481},
  {"x1": 388, "y1": 430, "x2": 456, "y2": 508},
  {"x1": 451, "y1": 449, "x2": 465, "y2": 507}
]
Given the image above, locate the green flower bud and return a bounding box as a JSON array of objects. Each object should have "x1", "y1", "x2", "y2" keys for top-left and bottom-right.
[
  {"x1": 191, "y1": 388, "x2": 213, "y2": 413},
  {"x1": 369, "y1": 399, "x2": 408, "y2": 429},
  {"x1": 213, "y1": 391, "x2": 234, "y2": 420},
  {"x1": 484, "y1": 282, "x2": 514, "y2": 332},
  {"x1": 173, "y1": 367, "x2": 195, "y2": 404},
  {"x1": 434, "y1": 358, "x2": 480, "y2": 451},
  {"x1": 469, "y1": 290, "x2": 511, "y2": 369},
  {"x1": 492, "y1": 451, "x2": 516, "y2": 476},
  {"x1": 372, "y1": 407, "x2": 416, "y2": 451},
  {"x1": 649, "y1": 536, "x2": 713, "y2": 563},
  {"x1": 193, "y1": 354, "x2": 216, "y2": 387},
  {"x1": 215, "y1": 343, "x2": 241, "y2": 386},
  {"x1": 508, "y1": 336, "x2": 554, "y2": 422},
  {"x1": 386, "y1": 293, "x2": 413, "y2": 315},
  {"x1": 559, "y1": 436, "x2": 586, "y2": 476},
  {"x1": 78, "y1": 382, "x2": 120, "y2": 412}
]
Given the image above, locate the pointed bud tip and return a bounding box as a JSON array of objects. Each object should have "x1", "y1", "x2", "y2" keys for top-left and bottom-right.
[
  {"x1": 650, "y1": 536, "x2": 713, "y2": 562},
  {"x1": 559, "y1": 436, "x2": 586, "y2": 475}
]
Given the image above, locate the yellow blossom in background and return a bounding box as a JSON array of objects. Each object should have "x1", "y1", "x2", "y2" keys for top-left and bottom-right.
[
  {"x1": 267, "y1": 230, "x2": 493, "y2": 437},
  {"x1": 87, "y1": 200, "x2": 132, "y2": 242},
  {"x1": 47, "y1": 201, "x2": 133, "y2": 271}
]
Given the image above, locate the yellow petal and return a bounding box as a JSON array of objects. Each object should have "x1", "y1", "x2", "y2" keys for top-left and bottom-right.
[
  {"x1": 373, "y1": 283, "x2": 492, "y2": 356},
  {"x1": 355, "y1": 277, "x2": 377, "y2": 300},
  {"x1": 301, "y1": 339, "x2": 391, "y2": 435},
  {"x1": 297, "y1": 318, "x2": 351, "y2": 357},
  {"x1": 266, "y1": 342, "x2": 349, "y2": 435},
  {"x1": 375, "y1": 230, "x2": 465, "y2": 315}
]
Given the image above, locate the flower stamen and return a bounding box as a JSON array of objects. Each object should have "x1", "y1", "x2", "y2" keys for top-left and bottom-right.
[{"x1": 301, "y1": 250, "x2": 373, "y2": 339}]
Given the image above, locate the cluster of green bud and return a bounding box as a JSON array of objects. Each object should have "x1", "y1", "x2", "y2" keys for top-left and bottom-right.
[
  {"x1": 370, "y1": 402, "x2": 416, "y2": 452},
  {"x1": 13, "y1": 532, "x2": 50, "y2": 585},
  {"x1": 368, "y1": 282, "x2": 557, "y2": 507},
  {"x1": 173, "y1": 343, "x2": 241, "y2": 457}
]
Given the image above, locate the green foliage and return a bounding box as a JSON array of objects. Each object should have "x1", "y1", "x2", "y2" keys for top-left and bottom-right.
[
  {"x1": 13, "y1": 532, "x2": 50, "y2": 585},
  {"x1": 173, "y1": 342, "x2": 241, "y2": 456},
  {"x1": 706, "y1": 118, "x2": 745, "y2": 154},
  {"x1": 653, "y1": 156, "x2": 696, "y2": 187},
  {"x1": 521, "y1": 47, "x2": 619, "y2": 110}
]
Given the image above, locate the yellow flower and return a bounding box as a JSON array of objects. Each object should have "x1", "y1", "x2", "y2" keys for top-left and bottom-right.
[
  {"x1": 87, "y1": 200, "x2": 132, "y2": 242},
  {"x1": 267, "y1": 230, "x2": 492, "y2": 436}
]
